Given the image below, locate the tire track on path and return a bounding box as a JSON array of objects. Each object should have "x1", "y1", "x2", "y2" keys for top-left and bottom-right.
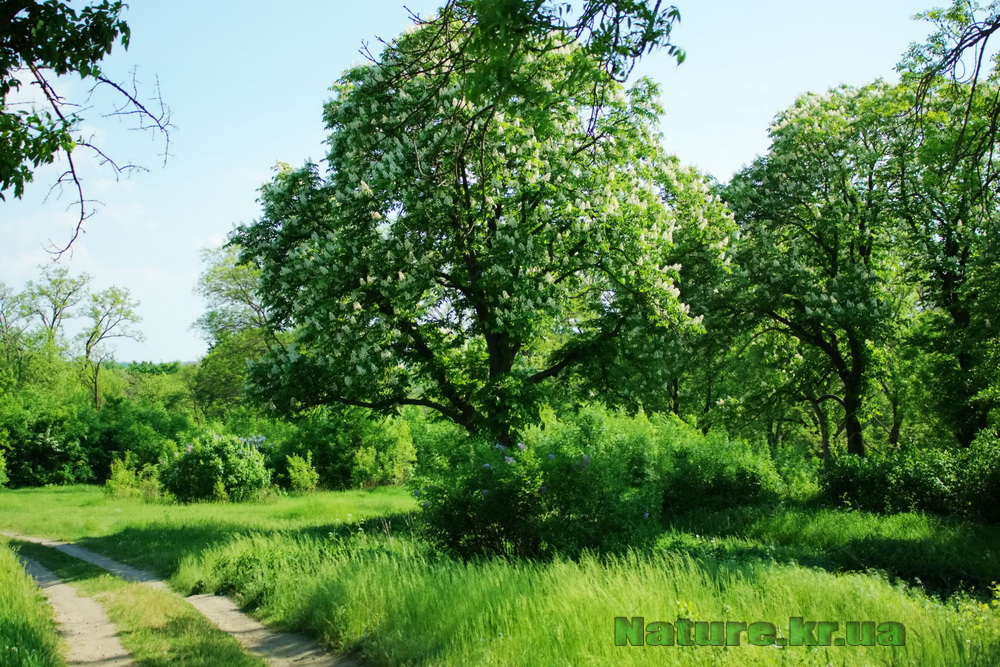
[
  {"x1": 19, "y1": 557, "x2": 135, "y2": 666},
  {"x1": 6, "y1": 532, "x2": 358, "y2": 667}
]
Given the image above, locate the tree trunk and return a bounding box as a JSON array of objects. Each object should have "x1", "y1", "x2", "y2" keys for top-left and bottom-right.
[
  {"x1": 842, "y1": 382, "x2": 865, "y2": 456},
  {"x1": 91, "y1": 360, "x2": 102, "y2": 410},
  {"x1": 807, "y1": 396, "x2": 831, "y2": 458}
]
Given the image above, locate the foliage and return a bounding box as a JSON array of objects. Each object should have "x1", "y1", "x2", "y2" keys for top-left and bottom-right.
[
  {"x1": 191, "y1": 328, "x2": 270, "y2": 419},
  {"x1": 23, "y1": 263, "x2": 90, "y2": 344},
  {"x1": 235, "y1": 10, "x2": 708, "y2": 444},
  {"x1": 123, "y1": 360, "x2": 181, "y2": 375},
  {"x1": 159, "y1": 433, "x2": 270, "y2": 503},
  {"x1": 820, "y1": 440, "x2": 1000, "y2": 521},
  {"x1": 285, "y1": 452, "x2": 319, "y2": 493},
  {"x1": 660, "y1": 432, "x2": 784, "y2": 513},
  {"x1": 79, "y1": 284, "x2": 143, "y2": 409},
  {"x1": 0, "y1": 448, "x2": 7, "y2": 488},
  {"x1": 1, "y1": 1, "x2": 170, "y2": 247},
  {"x1": 350, "y1": 416, "x2": 415, "y2": 488},
  {"x1": 265, "y1": 407, "x2": 416, "y2": 490},
  {"x1": 959, "y1": 430, "x2": 1000, "y2": 523},
  {"x1": 191, "y1": 246, "x2": 280, "y2": 419},
  {"x1": 104, "y1": 452, "x2": 164, "y2": 502},
  {"x1": 412, "y1": 405, "x2": 781, "y2": 558},
  {"x1": 74, "y1": 397, "x2": 185, "y2": 482},
  {"x1": 442, "y1": 0, "x2": 684, "y2": 87},
  {"x1": 724, "y1": 82, "x2": 911, "y2": 456},
  {"x1": 1, "y1": 0, "x2": 130, "y2": 197},
  {"x1": 886, "y1": 77, "x2": 1000, "y2": 446}
]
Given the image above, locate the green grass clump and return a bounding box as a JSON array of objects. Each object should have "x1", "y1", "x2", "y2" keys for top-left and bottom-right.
[{"x1": 0, "y1": 542, "x2": 63, "y2": 666}]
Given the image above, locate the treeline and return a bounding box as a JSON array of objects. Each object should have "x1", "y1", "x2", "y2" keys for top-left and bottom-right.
[{"x1": 0, "y1": 263, "x2": 415, "y2": 491}]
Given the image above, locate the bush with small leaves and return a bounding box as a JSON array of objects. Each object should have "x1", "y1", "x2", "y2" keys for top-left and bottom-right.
[
  {"x1": 287, "y1": 452, "x2": 319, "y2": 493},
  {"x1": 958, "y1": 431, "x2": 1000, "y2": 522},
  {"x1": 104, "y1": 452, "x2": 164, "y2": 502},
  {"x1": 818, "y1": 444, "x2": 992, "y2": 519},
  {"x1": 659, "y1": 428, "x2": 784, "y2": 514}
]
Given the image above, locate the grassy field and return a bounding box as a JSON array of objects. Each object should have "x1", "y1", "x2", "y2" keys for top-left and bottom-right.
[{"x1": 1, "y1": 485, "x2": 998, "y2": 665}]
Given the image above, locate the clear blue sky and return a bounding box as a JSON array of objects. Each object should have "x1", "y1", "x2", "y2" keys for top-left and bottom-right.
[{"x1": 1, "y1": 0, "x2": 935, "y2": 362}]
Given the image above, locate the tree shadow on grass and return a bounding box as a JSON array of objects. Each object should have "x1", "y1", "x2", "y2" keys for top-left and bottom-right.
[
  {"x1": 654, "y1": 502, "x2": 1000, "y2": 599},
  {"x1": 74, "y1": 512, "x2": 421, "y2": 581}
]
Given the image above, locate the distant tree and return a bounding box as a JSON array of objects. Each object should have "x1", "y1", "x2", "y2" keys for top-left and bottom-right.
[
  {"x1": 79, "y1": 285, "x2": 142, "y2": 408},
  {"x1": 0, "y1": 282, "x2": 32, "y2": 380},
  {"x1": 235, "y1": 9, "x2": 700, "y2": 444},
  {"x1": 191, "y1": 245, "x2": 281, "y2": 419},
  {"x1": 193, "y1": 246, "x2": 277, "y2": 345},
  {"x1": 725, "y1": 83, "x2": 911, "y2": 456},
  {"x1": 23, "y1": 264, "x2": 89, "y2": 344}
]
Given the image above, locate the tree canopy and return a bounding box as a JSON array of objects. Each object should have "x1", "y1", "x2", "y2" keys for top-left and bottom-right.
[
  {"x1": 0, "y1": 0, "x2": 169, "y2": 249},
  {"x1": 235, "y1": 6, "x2": 708, "y2": 444}
]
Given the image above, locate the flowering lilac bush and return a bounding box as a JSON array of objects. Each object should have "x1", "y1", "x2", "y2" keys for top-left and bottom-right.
[{"x1": 159, "y1": 432, "x2": 271, "y2": 502}]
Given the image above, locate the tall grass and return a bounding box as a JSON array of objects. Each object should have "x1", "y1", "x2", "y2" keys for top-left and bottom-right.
[
  {"x1": 0, "y1": 542, "x2": 63, "y2": 667},
  {"x1": 169, "y1": 528, "x2": 1000, "y2": 666},
  {"x1": 662, "y1": 504, "x2": 1000, "y2": 595},
  {"x1": 0, "y1": 485, "x2": 413, "y2": 574}
]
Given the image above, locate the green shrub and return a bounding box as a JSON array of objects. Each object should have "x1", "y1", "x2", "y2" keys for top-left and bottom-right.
[
  {"x1": 160, "y1": 433, "x2": 271, "y2": 503},
  {"x1": 819, "y1": 445, "x2": 984, "y2": 518},
  {"x1": 890, "y1": 447, "x2": 959, "y2": 516},
  {"x1": 820, "y1": 452, "x2": 896, "y2": 512},
  {"x1": 958, "y1": 431, "x2": 1000, "y2": 522},
  {"x1": 286, "y1": 452, "x2": 319, "y2": 493},
  {"x1": 660, "y1": 429, "x2": 784, "y2": 513},
  {"x1": 76, "y1": 398, "x2": 188, "y2": 482},
  {"x1": 105, "y1": 455, "x2": 141, "y2": 499},
  {"x1": 5, "y1": 428, "x2": 93, "y2": 487},
  {"x1": 413, "y1": 407, "x2": 700, "y2": 556},
  {"x1": 104, "y1": 452, "x2": 165, "y2": 502},
  {"x1": 351, "y1": 417, "x2": 416, "y2": 488},
  {"x1": 0, "y1": 449, "x2": 7, "y2": 488},
  {"x1": 251, "y1": 407, "x2": 415, "y2": 489}
]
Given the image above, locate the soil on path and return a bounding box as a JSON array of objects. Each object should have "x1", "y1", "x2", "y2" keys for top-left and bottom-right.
[
  {"x1": 19, "y1": 557, "x2": 135, "y2": 666},
  {"x1": 7, "y1": 532, "x2": 358, "y2": 667}
]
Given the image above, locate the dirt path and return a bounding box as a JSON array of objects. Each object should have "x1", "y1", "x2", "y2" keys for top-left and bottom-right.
[
  {"x1": 7, "y1": 533, "x2": 358, "y2": 667},
  {"x1": 19, "y1": 557, "x2": 135, "y2": 666}
]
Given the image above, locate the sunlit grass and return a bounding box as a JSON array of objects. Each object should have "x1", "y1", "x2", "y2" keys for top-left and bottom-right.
[
  {"x1": 0, "y1": 542, "x2": 63, "y2": 667},
  {"x1": 171, "y1": 529, "x2": 1000, "y2": 666},
  {"x1": 0, "y1": 484, "x2": 414, "y2": 574},
  {"x1": 661, "y1": 503, "x2": 1000, "y2": 595}
]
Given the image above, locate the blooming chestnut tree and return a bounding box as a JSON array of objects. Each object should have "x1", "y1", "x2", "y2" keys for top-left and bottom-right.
[
  {"x1": 724, "y1": 83, "x2": 912, "y2": 457},
  {"x1": 235, "y1": 7, "x2": 711, "y2": 443}
]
